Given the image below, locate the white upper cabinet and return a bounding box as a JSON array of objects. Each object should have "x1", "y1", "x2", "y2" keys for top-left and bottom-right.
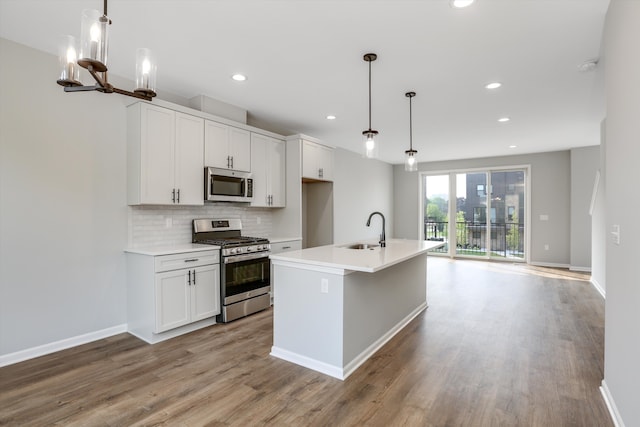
[
  {"x1": 302, "y1": 139, "x2": 334, "y2": 182},
  {"x1": 127, "y1": 103, "x2": 204, "y2": 205},
  {"x1": 204, "y1": 120, "x2": 251, "y2": 172},
  {"x1": 250, "y1": 133, "x2": 286, "y2": 207}
]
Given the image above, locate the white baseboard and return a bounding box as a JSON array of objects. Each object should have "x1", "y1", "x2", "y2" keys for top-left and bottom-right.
[
  {"x1": 570, "y1": 265, "x2": 592, "y2": 272},
  {"x1": 342, "y1": 302, "x2": 427, "y2": 380},
  {"x1": 269, "y1": 346, "x2": 344, "y2": 379},
  {"x1": 600, "y1": 380, "x2": 626, "y2": 427},
  {"x1": 529, "y1": 261, "x2": 571, "y2": 269},
  {"x1": 0, "y1": 324, "x2": 128, "y2": 368},
  {"x1": 270, "y1": 302, "x2": 427, "y2": 381},
  {"x1": 591, "y1": 278, "x2": 606, "y2": 298}
]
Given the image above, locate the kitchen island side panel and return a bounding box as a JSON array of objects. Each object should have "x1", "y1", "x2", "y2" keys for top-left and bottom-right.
[
  {"x1": 342, "y1": 254, "x2": 427, "y2": 365},
  {"x1": 271, "y1": 264, "x2": 344, "y2": 368}
]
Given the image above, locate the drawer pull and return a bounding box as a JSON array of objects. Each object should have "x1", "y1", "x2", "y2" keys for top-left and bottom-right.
[
  {"x1": 282, "y1": 246, "x2": 291, "y2": 250},
  {"x1": 184, "y1": 258, "x2": 199, "y2": 263}
]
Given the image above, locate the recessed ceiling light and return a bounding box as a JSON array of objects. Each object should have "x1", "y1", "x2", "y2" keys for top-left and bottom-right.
[
  {"x1": 326, "y1": 115, "x2": 336, "y2": 120},
  {"x1": 509, "y1": 145, "x2": 517, "y2": 149},
  {"x1": 498, "y1": 117, "x2": 510, "y2": 122},
  {"x1": 450, "y1": 0, "x2": 475, "y2": 8},
  {"x1": 231, "y1": 74, "x2": 247, "y2": 81},
  {"x1": 485, "y1": 82, "x2": 502, "y2": 90}
]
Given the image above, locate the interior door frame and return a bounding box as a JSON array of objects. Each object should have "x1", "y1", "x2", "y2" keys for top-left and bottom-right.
[{"x1": 419, "y1": 164, "x2": 531, "y2": 264}]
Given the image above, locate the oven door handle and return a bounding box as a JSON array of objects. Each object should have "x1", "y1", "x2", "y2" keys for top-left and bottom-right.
[{"x1": 224, "y1": 252, "x2": 271, "y2": 264}]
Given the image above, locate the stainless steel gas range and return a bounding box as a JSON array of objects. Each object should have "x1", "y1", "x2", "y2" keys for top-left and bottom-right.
[{"x1": 192, "y1": 219, "x2": 271, "y2": 323}]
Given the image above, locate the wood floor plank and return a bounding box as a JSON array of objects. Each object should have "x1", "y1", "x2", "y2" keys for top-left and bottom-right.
[{"x1": 0, "y1": 258, "x2": 613, "y2": 426}]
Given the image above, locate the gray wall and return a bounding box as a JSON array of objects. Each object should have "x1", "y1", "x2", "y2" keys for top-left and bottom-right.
[
  {"x1": 333, "y1": 148, "x2": 393, "y2": 245},
  {"x1": 0, "y1": 38, "x2": 130, "y2": 355},
  {"x1": 393, "y1": 151, "x2": 573, "y2": 266},
  {"x1": 603, "y1": 1, "x2": 640, "y2": 425},
  {"x1": 591, "y1": 122, "x2": 606, "y2": 294},
  {"x1": 570, "y1": 146, "x2": 600, "y2": 271}
]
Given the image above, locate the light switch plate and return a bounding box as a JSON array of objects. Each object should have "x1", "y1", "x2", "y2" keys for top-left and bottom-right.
[{"x1": 321, "y1": 278, "x2": 329, "y2": 293}]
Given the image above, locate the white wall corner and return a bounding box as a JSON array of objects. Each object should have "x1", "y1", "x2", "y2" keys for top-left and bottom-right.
[{"x1": 600, "y1": 380, "x2": 626, "y2": 427}]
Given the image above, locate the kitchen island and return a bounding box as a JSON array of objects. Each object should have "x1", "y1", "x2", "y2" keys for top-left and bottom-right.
[{"x1": 269, "y1": 238, "x2": 444, "y2": 380}]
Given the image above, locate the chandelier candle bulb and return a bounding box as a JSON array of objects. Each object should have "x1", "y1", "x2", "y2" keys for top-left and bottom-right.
[
  {"x1": 56, "y1": 35, "x2": 81, "y2": 86},
  {"x1": 135, "y1": 48, "x2": 157, "y2": 97},
  {"x1": 79, "y1": 9, "x2": 109, "y2": 69}
]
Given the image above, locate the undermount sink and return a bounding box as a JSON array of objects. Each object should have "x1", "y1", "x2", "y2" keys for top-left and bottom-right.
[{"x1": 342, "y1": 243, "x2": 379, "y2": 250}]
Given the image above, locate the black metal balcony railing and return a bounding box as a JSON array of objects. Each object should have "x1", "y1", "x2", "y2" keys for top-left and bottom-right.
[{"x1": 424, "y1": 221, "x2": 524, "y2": 259}]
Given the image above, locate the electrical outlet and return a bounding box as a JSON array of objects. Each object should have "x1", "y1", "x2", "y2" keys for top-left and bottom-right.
[
  {"x1": 544, "y1": 244, "x2": 549, "y2": 251},
  {"x1": 165, "y1": 217, "x2": 172, "y2": 228},
  {"x1": 321, "y1": 278, "x2": 329, "y2": 293},
  {"x1": 257, "y1": 217, "x2": 261, "y2": 225}
]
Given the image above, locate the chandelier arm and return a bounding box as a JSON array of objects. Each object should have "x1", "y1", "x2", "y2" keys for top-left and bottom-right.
[
  {"x1": 87, "y1": 66, "x2": 107, "y2": 89},
  {"x1": 112, "y1": 87, "x2": 153, "y2": 101}
]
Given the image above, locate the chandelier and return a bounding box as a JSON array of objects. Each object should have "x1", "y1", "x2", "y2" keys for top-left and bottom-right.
[{"x1": 56, "y1": 0, "x2": 157, "y2": 101}]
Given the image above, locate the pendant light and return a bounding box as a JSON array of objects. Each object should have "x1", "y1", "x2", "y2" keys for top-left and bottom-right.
[
  {"x1": 56, "y1": 0, "x2": 157, "y2": 101},
  {"x1": 404, "y1": 91, "x2": 418, "y2": 172},
  {"x1": 362, "y1": 53, "x2": 379, "y2": 159}
]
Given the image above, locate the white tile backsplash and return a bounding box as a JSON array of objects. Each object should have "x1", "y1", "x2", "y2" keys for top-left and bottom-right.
[{"x1": 128, "y1": 204, "x2": 273, "y2": 248}]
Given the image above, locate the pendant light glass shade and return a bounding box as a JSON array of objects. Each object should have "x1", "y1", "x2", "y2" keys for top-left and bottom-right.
[
  {"x1": 56, "y1": 35, "x2": 81, "y2": 87},
  {"x1": 405, "y1": 150, "x2": 418, "y2": 171},
  {"x1": 404, "y1": 91, "x2": 418, "y2": 172},
  {"x1": 79, "y1": 8, "x2": 109, "y2": 70},
  {"x1": 362, "y1": 53, "x2": 379, "y2": 159},
  {"x1": 135, "y1": 48, "x2": 157, "y2": 97},
  {"x1": 363, "y1": 130, "x2": 379, "y2": 159}
]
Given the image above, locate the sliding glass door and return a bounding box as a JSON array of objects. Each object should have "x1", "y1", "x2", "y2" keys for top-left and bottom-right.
[
  {"x1": 423, "y1": 167, "x2": 527, "y2": 261},
  {"x1": 423, "y1": 175, "x2": 449, "y2": 254}
]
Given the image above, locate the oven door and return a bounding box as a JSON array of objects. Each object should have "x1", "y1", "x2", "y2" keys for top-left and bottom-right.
[{"x1": 221, "y1": 252, "x2": 270, "y2": 305}]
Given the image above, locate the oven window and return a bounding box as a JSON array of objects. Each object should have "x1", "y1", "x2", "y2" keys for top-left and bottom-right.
[
  {"x1": 224, "y1": 257, "x2": 270, "y2": 297},
  {"x1": 212, "y1": 175, "x2": 244, "y2": 196}
]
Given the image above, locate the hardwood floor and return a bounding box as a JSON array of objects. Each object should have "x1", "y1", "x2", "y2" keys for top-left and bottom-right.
[{"x1": 0, "y1": 258, "x2": 612, "y2": 426}]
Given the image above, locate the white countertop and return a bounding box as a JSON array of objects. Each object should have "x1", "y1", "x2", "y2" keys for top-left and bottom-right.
[
  {"x1": 269, "y1": 239, "x2": 444, "y2": 273},
  {"x1": 124, "y1": 243, "x2": 219, "y2": 256}
]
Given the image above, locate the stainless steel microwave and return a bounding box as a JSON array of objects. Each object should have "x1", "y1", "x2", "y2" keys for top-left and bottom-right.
[{"x1": 205, "y1": 167, "x2": 253, "y2": 202}]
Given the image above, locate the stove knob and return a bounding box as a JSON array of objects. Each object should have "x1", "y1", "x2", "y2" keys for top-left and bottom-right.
[{"x1": 230, "y1": 248, "x2": 237, "y2": 255}]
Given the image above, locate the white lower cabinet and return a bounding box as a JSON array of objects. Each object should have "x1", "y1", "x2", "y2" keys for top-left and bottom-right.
[
  {"x1": 127, "y1": 249, "x2": 220, "y2": 343},
  {"x1": 155, "y1": 264, "x2": 219, "y2": 333},
  {"x1": 270, "y1": 240, "x2": 302, "y2": 254}
]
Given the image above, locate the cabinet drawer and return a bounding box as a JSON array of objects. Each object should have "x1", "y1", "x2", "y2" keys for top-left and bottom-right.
[
  {"x1": 270, "y1": 240, "x2": 302, "y2": 254},
  {"x1": 155, "y1": 250, "x2": 219, "y2": 273}
]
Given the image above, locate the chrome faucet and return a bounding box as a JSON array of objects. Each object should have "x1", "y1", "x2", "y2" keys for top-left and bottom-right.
[{"x1": 366, "y1": 211, "x2": 386, "y2": 247}]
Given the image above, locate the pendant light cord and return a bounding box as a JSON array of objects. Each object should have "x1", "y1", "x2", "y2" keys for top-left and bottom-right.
[
  {"x1": 368, "y1": 58, "x2": 372, "y2": 130},
  {"x1": 409, "y1": 95, "x2": 413, "y2": 150}
]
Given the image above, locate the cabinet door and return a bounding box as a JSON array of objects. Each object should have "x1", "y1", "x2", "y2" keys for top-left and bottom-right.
[
  {"x1": 204, "y1": 120, "x2": 230, "y2": 169},
  {"x1": 317, "y1": 144, "x2": 334, "y2": 182},
  {"x1": 191, "y1": 264, "x2": 220, "y2": 322},
  {"x1": 301, "y1": 140, "x2": 319, "y2": 179},
  {"x1": 250, "y1": 133, "x2": 269, "y2": 207},
  {"x1": 269, "y1": 139, "x2": 286, "y2": 207},
  {"x1": 229, "y1": 127, "x2": 251, "y2": 172},
  {"x1": 140, "y1": 104, "x2": 176, "y2": 203},
  {"x1": 155, "y1": 269, "x2": 190, "y2": 333},
  {"x1": 175, "y1": 112, "x2": 204, "y2": 205}
]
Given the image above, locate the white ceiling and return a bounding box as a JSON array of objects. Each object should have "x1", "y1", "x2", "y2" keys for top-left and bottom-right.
[{"x1": 0, "y1": 0, "x2": 609, "y2": 164}]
